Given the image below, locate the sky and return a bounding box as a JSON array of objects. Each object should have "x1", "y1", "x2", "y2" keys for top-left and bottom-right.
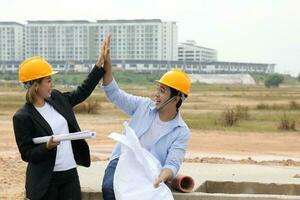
[{"x1": 0, "y1": 0, "x2": 299, "y2": 76}]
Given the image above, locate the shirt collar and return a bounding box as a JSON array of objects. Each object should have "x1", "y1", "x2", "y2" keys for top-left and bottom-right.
[{"x1": 149, "y1": 101, "x2": 186, "y2": 128}]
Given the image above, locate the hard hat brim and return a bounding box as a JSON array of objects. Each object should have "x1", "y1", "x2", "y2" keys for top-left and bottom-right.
[
  {"x1": 19, "y1": 71, "x2": 58, "y2": 83},
  {"x1": 155, "y1": 80, "x2": 189, "y2": 96}
]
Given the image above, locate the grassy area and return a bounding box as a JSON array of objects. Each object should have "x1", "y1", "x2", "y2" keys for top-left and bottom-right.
[
  {"x1": 0, "y1": 71, "x2": 164, "y2": 86},
  {"x1": 183, "y1": 111, "x2": 300, "y2": 133},
  {"x1": 251, "y1": 73, "x2": 299, "y2": 85},
  {"x1": 1, "y1": 79, "x2": 300, "y2": 133}
]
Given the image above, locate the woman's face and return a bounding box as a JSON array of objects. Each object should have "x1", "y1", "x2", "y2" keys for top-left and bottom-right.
[{"x1": 36, "y1": 76, "x2": 53, "y2": 99}]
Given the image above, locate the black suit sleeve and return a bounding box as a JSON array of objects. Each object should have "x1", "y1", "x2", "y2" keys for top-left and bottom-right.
[
  {"x1": 13, "y1": 114, "x2": 55, "y2": 163},
  {"x1": 64, "y1": 65, "x2": 105, "y2": 107}
]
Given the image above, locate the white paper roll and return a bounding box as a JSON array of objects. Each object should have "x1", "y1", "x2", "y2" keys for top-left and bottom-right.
[{"x1": 32, "y1": 130, "x2": 96, "y2": 144}]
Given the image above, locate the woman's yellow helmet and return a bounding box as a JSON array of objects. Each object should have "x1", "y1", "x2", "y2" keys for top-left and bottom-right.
[{"x1": 19, "y1": 56, "x2": 58, "y2": 83}]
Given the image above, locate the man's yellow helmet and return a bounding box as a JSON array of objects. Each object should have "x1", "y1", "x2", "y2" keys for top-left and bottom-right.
[{"x1": 156, "y1": 68, "x2": 191, "y2": 95}]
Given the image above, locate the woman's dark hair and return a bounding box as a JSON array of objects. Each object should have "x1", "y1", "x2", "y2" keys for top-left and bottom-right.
[{"x1": 170, "y1": 87, "x2": 187, "y2": 111}]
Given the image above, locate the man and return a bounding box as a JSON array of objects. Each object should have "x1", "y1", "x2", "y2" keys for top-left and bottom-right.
[{"x1": 101, "y1": 34, "x2": 191, "y2": 199}]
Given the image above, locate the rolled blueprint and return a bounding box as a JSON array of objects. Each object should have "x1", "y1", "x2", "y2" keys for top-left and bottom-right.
[{"x1": 32, "y1": 130, "x2": 96, "y2": 144}]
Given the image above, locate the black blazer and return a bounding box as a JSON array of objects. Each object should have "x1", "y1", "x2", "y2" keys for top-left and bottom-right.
[{"x1": 13, "y1": 65, "x2": 105, "y2": 200}]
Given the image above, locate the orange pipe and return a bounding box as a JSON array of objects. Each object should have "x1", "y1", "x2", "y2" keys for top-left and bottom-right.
[{"x1": 171, "y1": 174, "x2": 195, "y2": 193}]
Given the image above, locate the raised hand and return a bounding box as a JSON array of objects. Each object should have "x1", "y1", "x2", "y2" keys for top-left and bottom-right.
[
  {"x1": 104, "y1": 32, "x2": 112, "y2": 63},
  {"x1": 96, "y1": 33, "x2": 112, "y2": 69},
  {"x1": 102, "y1": 33, "x2": 113, "y2": 85},
  {"x1": 96, "y1": 37, "x2": 106, "y2": 68}
]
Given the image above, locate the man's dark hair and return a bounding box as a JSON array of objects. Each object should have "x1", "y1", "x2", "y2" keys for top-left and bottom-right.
[{"x1": 170, "y1": 87, "x2": 187, "y2": 111}]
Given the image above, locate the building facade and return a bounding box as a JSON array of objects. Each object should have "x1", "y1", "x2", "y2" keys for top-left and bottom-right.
[
  {"x1": 25, "y1": 21, "x2": 91, "y2": 71},
  {"x1": 0, "y1": 20, "x2": 275, "y2": 74},
  {"x1": 0, "y1": 22, "x2": 24, "y2": 72},
  {"x1": 178, "y1": 40, "x2": 217, "y2": 62},
  {"x1": 90, "y1": 19, "x2": 177, "y2": 61},
  {"x1": 107, "y1": 60, "x2": 275, "y2": 74}
]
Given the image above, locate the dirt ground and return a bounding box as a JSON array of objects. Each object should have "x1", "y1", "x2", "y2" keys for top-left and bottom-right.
[{"x1": 1, "y1": 113, "x2": 300, "y2": 199}]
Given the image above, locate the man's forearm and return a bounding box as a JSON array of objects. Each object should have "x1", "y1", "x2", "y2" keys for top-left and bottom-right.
[{"x1": 103, "y1": 61, "x2": 113, "y2": 86}]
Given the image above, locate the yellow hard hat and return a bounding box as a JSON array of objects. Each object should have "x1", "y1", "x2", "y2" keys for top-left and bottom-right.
[
  {"x1": 156, "y1": 68, "x2": 191, "y2": 95},
  {"x1": 19, "y1": 56, "x2": 57, "y2": 83}
]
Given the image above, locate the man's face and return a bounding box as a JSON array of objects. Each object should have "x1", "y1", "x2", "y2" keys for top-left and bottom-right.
[{"x1": 154, "y1": 83, "x2": 171, "y2": 109}]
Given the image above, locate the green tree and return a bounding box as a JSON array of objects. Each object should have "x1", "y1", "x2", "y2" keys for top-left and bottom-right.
[
  {"x1": 297, "y1": 73, "x2": 300, "y2": 82},
  {"x1": 264, "y1": 74, "x2": 284, "y2": 88}
]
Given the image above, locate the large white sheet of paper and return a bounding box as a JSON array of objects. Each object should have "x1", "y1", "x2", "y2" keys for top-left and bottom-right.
[
  {"x1": 32, "y1": 130, "x2": 96, "y2": 144},
  {"x1": 108, "y1": 122, "x2": 173, "y2": 200}
]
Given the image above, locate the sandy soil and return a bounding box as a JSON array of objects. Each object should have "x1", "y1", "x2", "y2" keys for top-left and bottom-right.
[{"x1": 1, "y1": 113, "x2": 300, "y2": 199}]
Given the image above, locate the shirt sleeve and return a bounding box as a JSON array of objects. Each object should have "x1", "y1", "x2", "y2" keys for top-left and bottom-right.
[
  {"x1": 13, "y1": 114, "x2": 56, "y2": 163},
  {"x1": 101, "y1": 79, "x2": 149, "y2": 116},
  {"x1": 163, "y1": 127, "x2": 190, "y2": 177},
  {"x1": 64, "y1": 65, "x2": 105, "y2": 107}
]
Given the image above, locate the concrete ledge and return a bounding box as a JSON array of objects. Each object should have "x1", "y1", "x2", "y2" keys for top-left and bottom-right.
[
  {"x1": 78, "y1": 162, "x2": 300, "y2": 200},
  {"x1": 198, "y1": 181, "x2": 300, "y2": 196},
  {"x1": 81, "y1": 189, "x2": 300, "y2": 200},
  {"x1": 173, "y1": 193, "x2": 300, "y2": 200}
]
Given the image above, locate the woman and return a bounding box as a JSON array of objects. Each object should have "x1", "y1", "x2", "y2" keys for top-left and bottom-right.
[
  {"x1": 12, "y1": 36, "x2": 109, "y2": 200},
  {"x1": 101, "y1": 34, "x2": 191, "y2": 199}
]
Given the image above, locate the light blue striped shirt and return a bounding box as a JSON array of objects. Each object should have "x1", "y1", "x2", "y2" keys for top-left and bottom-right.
[{"x1": 102, "y1": 79, "x2": 190, "y2": 176}]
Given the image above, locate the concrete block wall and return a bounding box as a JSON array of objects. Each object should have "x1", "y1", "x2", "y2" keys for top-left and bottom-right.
[{"x1": 81, "y1": 190, "x2": 300, "y2": 200}]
